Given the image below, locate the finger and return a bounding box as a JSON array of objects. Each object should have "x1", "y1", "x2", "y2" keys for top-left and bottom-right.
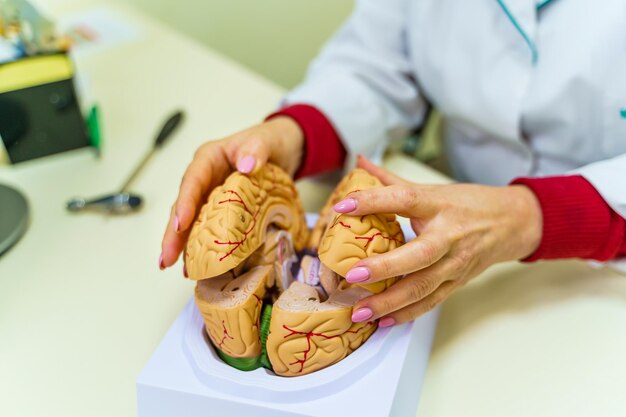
[
  {"x1": 233, "y1": 137, "x2": 271, "y2": 174},
  {"x1": 356, "y1": 155, "x2": 408, "y2": 186},
  {"x1": 161, "y1": 205, "x2": 193, "y2": 268},
  {"x1": 174, "y1": 144, "x2": 229, "y2": 233},
  {"x1": 351, "y1": 263, "x2": 448, "y2": 322},
  {"x1": 334, "y1": 185, "x2": 436, "y2": 218},
  {"x1": 345, "y1": 232, "x2": 450, "y2": 284},
  {"x1": 378, "y1": 281, "x2": 456, "y2": 326}
]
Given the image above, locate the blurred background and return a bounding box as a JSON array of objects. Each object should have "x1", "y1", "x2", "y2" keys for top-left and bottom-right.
[
  {"x1": 128, "y1": 0, "x2": 354, "y2": 88},
  {"x1": 0, "y1": 0, "x2": 437, "y2": 253}
]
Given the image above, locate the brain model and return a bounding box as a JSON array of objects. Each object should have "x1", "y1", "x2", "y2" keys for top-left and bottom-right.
[{"x1": 185, "y1": 164, "x2": 404, "y2": 376}]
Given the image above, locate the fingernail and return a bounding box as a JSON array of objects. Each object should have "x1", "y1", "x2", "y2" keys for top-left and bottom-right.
[
  {"x1": 352, "y1": 307, "x2": 373, "y2": 323},
  {"x1": 159, "y1": 254, "x2": 165, "y2": 270},
  {"x1": 173, "y1": 215, "x2": 180, "y2": 233},
  {"x1": 183, "y1": 264, "x2": 188, "y2": 278},
  {"x1": 237, "y1": 156, "x2": 256, "y2": 174},
  {"x1": 346, "y1": 267, "x2": 370, "y2": 283},
  {"x1": 379, "y1": 317, "x2": 396, "y2": 328},
  {"x1": 334, "y1": 198, "x2": 356, "y2": 213}
]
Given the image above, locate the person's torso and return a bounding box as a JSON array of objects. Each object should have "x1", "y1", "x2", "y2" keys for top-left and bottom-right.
[{"x1": 407, "y1": 0, "x2": 626, "y2": 184}]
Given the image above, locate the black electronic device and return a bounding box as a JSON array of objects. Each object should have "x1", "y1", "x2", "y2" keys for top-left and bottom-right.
[{"x1": 0, "y1": 53, "x2": 90, "y2": 163}]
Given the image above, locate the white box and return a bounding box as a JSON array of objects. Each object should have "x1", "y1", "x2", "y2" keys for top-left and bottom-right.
[{"x1": 137, "y1": 219, "x2": 439, "y2": 417}]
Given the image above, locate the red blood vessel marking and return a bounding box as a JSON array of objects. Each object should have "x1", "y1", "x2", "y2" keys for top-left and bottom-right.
[
  {"x1": 217, "y1": 320, "x2": 234, "y2": 349},
  {"x1": 355, "y1": 232, "x2": 402, "y2": 249},
  {"x1": 330, "y1": 215, "x2": 352, "y2": 229},
  {"x1": 282, "y1": 322, "x2": 374, "y2": 373},
  {"x1": 214, "y1": 208, "x2": 259, "y2": 261},
  {"x1": 345, "y1": 321, "x2": 375, "y2": 334},
  {"x1": 214, "y1": 175, "x2": 295, "y2": 261},
  {"x1": 282, "y1": 325, "x2": 339, "y2": 373},
  {"x1": 214, "y1": 188, "x2": 259, "y2": 261},
  {"x1": 218, "y1": 190, "x2": 249, "y2": 212}
]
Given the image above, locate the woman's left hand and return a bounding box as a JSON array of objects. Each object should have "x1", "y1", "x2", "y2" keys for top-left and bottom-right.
[{"x1": 338, "y1": 156, "x2": 543, "y2": 327}]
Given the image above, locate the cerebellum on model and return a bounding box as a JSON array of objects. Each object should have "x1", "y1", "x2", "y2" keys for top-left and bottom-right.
[{"x1": 185, "y1": 164, "x2": 404, "y2": 376}]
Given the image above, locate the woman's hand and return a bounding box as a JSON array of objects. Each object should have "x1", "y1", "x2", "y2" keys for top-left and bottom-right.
[
  {"x1": 339, "y1": 156, "x2": 543, "y2": 327},
  {"x1": 160, "y1": 117, "x2": 304, "y2": 271}
]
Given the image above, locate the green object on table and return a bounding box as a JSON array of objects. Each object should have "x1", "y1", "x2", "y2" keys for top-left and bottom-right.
[
  {"x1": 214, "y1": 304, "x2": 274, "y2": 372},
  {"x1": 87, "y1": 105, "x2": 102, "y2": 157}
]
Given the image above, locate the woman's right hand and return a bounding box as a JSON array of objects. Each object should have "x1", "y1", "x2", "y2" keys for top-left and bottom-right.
[{"x1": 159, "y1": 116, "x2": 304, "y2": 271}]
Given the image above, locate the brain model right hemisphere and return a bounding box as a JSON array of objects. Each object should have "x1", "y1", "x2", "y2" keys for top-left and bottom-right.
[{"x1": 185, "y1": 164, "x2": 404, "y2": 376}]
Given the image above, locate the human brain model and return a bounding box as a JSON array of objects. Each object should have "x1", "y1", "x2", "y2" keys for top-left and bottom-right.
[{"x1": 185, "y1": 164, "x2": 404, "y2": 376}]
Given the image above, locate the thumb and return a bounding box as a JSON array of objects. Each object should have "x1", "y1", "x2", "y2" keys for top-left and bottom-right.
[{"x1": 234, "y1": 139, "x2": 271, "y2": 174}]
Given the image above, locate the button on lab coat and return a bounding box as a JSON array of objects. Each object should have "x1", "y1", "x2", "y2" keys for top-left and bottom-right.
[{"x1": 284, "y1": 0, "x2": 626, "y2": 267}]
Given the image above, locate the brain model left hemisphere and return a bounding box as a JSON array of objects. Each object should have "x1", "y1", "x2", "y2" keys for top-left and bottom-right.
[{"x1": 185, "y1": 164, "x2": 404, "y2": 376}]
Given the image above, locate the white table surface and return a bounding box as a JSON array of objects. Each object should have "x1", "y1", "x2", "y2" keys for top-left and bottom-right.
[{"x1": 2, "y1": 3, "x2": 626, "y2": 417}]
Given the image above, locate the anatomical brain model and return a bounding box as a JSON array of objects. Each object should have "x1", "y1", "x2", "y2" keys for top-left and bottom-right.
[{"x1": 185, "y1": 164, "x2": 404, "y2": 376}]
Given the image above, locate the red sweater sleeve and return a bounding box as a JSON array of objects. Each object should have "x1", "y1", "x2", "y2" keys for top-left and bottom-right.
[
  {"x1": 511, "y1": 175, "x2": 626, "y2": 261},
  {"x1": 266, "y1": 104, "x2": 346, "y2": 179}
]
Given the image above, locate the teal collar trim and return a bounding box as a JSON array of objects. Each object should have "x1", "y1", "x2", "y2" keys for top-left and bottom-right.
[
  {"x1": 496, "y1": 0, "x2": 539, "y2": 64},
  {"x1": 496, "y1": 0, "x2": 559, "y2": 65},
  {"x1": 536, "y1": 0, "x2": 556, "y2": 11}
]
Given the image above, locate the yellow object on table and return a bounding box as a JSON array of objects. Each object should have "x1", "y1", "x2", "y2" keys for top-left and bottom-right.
[{"x1": 0, "y1": 53, "x2": 73, "y2": 94}]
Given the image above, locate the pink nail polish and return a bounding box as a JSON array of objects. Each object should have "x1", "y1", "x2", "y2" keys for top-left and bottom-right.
[
  {"x1": 352, "y1": 307, "x2": 373, "y2": 323},
  {"x1": 159, "y1": 254, "x2": 165, "y2": 270},
  {"x1": 379, "y1": 317, "x2": 395, "y2": 328},
  {"x1": 173, "y1": 215, "x2": 180, "y2": 233},
  {"x1": 346, "y1": 267, "x2": 370, "y2": 283},
  {"x1": 334, "y1": 198, "x2": 356, "y2": 213},
  {"x1": 183, "y1": 264, "x2": 188, "y2": 278},
  {"x1": 237, "y1": 156, "x2": 256, "y2": 174}
]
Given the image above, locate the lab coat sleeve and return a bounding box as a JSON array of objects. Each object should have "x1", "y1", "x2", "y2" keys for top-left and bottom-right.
[
  {"x1": 282, "y1": 0, "x2": 428, "y2": 165},
  {"x1": 576, "y1": 153, "x2": 626, "y2": 271}
]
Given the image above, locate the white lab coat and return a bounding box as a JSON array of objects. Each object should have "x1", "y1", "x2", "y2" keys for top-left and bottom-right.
[{"x1": 284, "y1": 0, "x2": 626, "y2": 267}]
